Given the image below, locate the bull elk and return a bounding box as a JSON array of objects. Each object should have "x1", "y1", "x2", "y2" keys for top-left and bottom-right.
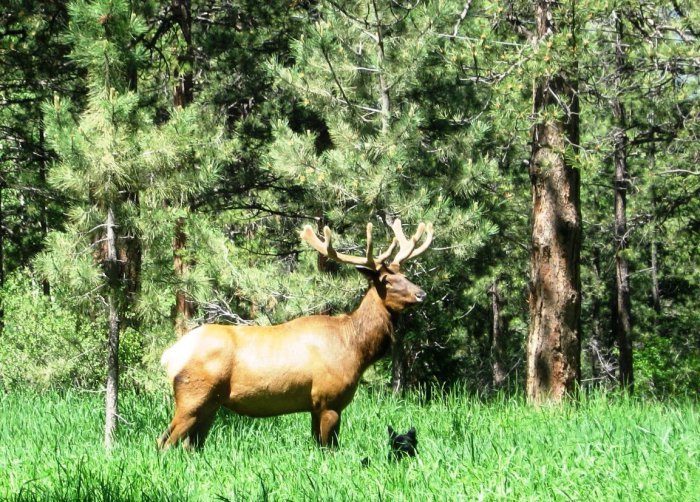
[{"x1": 157, "y1": 219, "x2": 433, "y2": 449}]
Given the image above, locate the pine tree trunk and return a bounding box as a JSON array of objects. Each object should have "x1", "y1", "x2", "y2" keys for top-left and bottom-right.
[
  {"x1": 173, "y1": 216, "x2": 194, "y2": 337},
  {"x1": 39, "y1": 126, "x2": 51, "y2": 296},
  {"x1": 588, "y1": 248, "x2": 602, "y2": 382},
  {"x1": 173, "y1": 0, "x2": 194, "y2": 108},
  {"x1": 0, "y1": 179, "x2": 4, "y2": 332},
  {"x1": 105, "y1": 293, "x2": 120, "y2": 449},
  {"x1": 371, "y1": 0, "x2": 390, "y2": 133},
  {"x1": 648, "y1": 148, "x2": 661, "y2": 316},
  {"x1": 118, "y1": 191, "x2": 141, "y2": 325},
  {"x1": 104, "y1": 206, "x2": 120, "y2": 449},
  {"x1": 612, "y1": 126, "x2": 633, "y2": 391},
  {"x1": 651, "y1": 238, "x2": 661, "y2": 314},
  {"x1": 526, "y1": 0, "x2": 582, "y2": 403},
  {"x1": 0, "y1": 179, "x2": 4, "y2": 289},
  {"x1": 172, "y1": 0, "x2": 195, "y2": 337},
  {"x1": 612, "y1": 15, "x2": 633, "y2": 393},
  {"x1": 489, "y1": 280, "x2": 507, "y2": 388},
  {"x1": 391, "y1": 331, "x2": 405, "y2": 394}
]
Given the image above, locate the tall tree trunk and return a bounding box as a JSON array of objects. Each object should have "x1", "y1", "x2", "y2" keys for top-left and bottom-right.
[
  {"x1": 172, "y1": 0, "x2": 195, "y2": 336},
  {"x1": 104, "y1": 205, "x2": 120, "y2": 449},
  {"x1": 648, "y1": 147, "x2": 661, "y2": 316},
  {"x1": 391, "y1": 331, "x2": 406, "y2": 394},
  {"x1": 172, "y1": 0, "x2": 194, "y2": 108},
  {"x1": 588, "y1": 248, "x2": 602, "y2": 382},
  {"x1": 122, "y1": 66, "x2": 142, "y2": 314},
  {"x1": 116, "y1": 177, "x2": 142, "y2": 330},
  {"x1": 651, "y1": 238, "x2": 661, "y2": 314},
  {"x1": 611, "y1": 15, "x2": 633, "y2": 392},
  {"x1": 489, "y1": 279, "x2": 507, "y2": 388},
  {"x1": 371, "y1": 0, "x2": 390, "y2": 133},
  {"x1": 39, "y1": 127, "x2": 51, "y2": 296},
  {"x1": 173, "y1": 216, "x2": 194, "y2": 336},
  {"x1": 0, "y1": 179, "x2": 4, "y2": 333},
  {"x1": 526, "y1": 0, "x2": 582, "y2": 403}
]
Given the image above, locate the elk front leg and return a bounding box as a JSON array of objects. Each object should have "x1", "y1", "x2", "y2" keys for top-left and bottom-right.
[{"x1": 311, "y1": 409, "x2": 341, "y2": 447}]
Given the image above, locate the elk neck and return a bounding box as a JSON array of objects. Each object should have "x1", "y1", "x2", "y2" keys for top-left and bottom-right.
[{"x1": 349, "y1": 285, "x2": 395, "y2": 370}]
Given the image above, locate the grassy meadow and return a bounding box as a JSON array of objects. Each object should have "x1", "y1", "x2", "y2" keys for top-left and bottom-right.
[{"x1": 1, "y1": 387, "x2": 698, "y2": 501}]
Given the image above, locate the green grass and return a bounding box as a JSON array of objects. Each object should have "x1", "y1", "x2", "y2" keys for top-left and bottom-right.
[{"x1": 1, "y1": 388, "x2": 698, "y2": 501}]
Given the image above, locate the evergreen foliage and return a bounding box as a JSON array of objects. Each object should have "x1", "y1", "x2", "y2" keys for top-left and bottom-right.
[{"x1": 0, "y1": 0, "x2": 697, "y2": 400}]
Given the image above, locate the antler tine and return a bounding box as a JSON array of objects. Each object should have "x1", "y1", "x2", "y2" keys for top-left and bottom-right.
[
  {"x1": 376, "y1": 237, "x2": 397, "y2": 263},
  {"x1": 407, "y1": 222, "x2": 433, "y2": 260},
  {"x1": 390, "y1": 219, "x2": 433, "y2": 266},
  {"x1": 300, "y1": 224, "x2": 378, "y2": 268},
  {"x1": 390, "y1": 219, "x2": 419, "y2": 265},
  {"x1": 365, "y1": 223, "x2": 374, "y2": 263},
  {"x1": 300, "y1": 225, "x2": 330, "y2": 256}
]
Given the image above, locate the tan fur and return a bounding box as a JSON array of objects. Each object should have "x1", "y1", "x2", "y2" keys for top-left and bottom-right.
[
  {"x1": 161, "y1": 326, "x2": 206, "y2": 381},
  {"x1": 157, "y1": 265, "x2": 426, "y2": 449}
]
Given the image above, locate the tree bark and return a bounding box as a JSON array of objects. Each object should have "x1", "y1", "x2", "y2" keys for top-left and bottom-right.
[
  {"x1": 172, "y1": 0, "x2": 194, "y2": 108},
  {"x1": 526, "y1": 0, "x2": 582, "y2": 403},
  {"x1": 0, "y1": 179, "x2": 4, "y2": 333},
  {"x1": 648, "y1": 147, "x2": 661, "y2": 315},
  {"x1": 39, "y1": 126, "x2": 51, "y2": 296},
  {"x1": 0, "y1": 180, "x2": 4, "y2": 290},
  {"x1": 588, "y1": 248, "x2": 602, "y2": 381},
  {"x1": 173, "y1": 216, "x2": 195, "y2": 337},
  {"x1": 121, "y1": 24, "x2": 142, "y2": 311},
  {"x1": 172, "y1": 0, "x2": 195, "y2": 336},
  {"x1": 371, "y1": 0, "x2": 390, "y2": 133},
  {"x1": 611, "y1": 15, "x2": 633, "y2": 393},
  {"x1": 116, "y1": 190, "x2": 142, "y2": 324},
  {"x1": 104, "y1": 205, "x2": 120, "y2": 449},
  {"x1": 489, "y1": 280, "x2": 507, "y2": 388},
  {"x1": 651, "y1": 238, "x2": 661, "y2": 314},
  {"x1": 391, "y1": 331, "x2": 405, "y2": 394}
]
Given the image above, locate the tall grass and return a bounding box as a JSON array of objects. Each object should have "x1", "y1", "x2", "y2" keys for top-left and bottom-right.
[{"x1": 1, "y1": 387, "x2": 698, "y2": 500}]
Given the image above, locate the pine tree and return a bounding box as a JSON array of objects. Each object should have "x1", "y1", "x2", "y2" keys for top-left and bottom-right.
[
  {"x1": 38, "y1": 0, "x2": 231, "y2": 442},
  {"x1": 576, "y1": 0, "x2": 699, "y2": 393},
  {"x1": 39, "y1": 0, "x2": 149, "y2": 447},
  {"x1": 525, "y1": 0, "x2": 582, "y2": 403},
  {"x1": 266, "y1": 0, "x2": 503, "y2": 390}
]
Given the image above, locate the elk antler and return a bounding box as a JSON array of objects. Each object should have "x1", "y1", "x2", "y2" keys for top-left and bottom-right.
[
  {"x1": 300, "y1": 223, "x2": 397, "y2": 270},
  {"x1": 300, "y1": 219, "x2": 433, "y2": 270},
  {"x1": 390, "y1": 219, "x2": 434, "y2": 266}
]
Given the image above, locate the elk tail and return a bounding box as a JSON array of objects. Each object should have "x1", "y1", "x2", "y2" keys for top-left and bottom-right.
[{"x1": 160, "y1": 326, "x2": 203, "y2": 381}]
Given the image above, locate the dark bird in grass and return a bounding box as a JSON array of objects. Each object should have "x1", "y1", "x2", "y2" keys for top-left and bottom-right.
[{"x1": 388, "y1": 425, "x2": 417, "y2": 461}]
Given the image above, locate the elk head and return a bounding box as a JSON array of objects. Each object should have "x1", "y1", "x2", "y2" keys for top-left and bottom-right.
[{"x1": 300, "y1": 219, "x2": 433, "y2": 313}]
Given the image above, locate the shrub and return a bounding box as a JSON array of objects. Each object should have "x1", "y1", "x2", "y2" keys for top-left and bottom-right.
[{"x1": 0, "y1": 270, "x2": 104, "y2": 390}]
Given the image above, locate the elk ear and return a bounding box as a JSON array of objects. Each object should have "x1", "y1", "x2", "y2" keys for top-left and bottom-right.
[{"x1": 355, "y1": 265, "x2": 379, "y2": 279}]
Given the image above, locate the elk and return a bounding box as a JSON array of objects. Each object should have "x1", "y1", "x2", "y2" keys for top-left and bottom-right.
[{"x1": 157, "y1": 219, "x2": 433, "y2": 449}]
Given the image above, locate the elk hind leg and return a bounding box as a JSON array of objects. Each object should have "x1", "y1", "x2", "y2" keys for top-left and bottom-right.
[
  {"x1": 312, "y1": 410, "x2": 341, "y2": 448},
  {"x1": 158, "y1": 377, "x2": 220, "y2": 450},
  {"x1": 182, "y1": 406, "x2": 218, "y2": 450},
  {"x1": 158, "y1": 410, "x2": 197, "y2": 450}
]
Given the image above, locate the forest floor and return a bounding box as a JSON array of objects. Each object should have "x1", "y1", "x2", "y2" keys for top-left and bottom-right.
[{"x1": 1, "y1": 387, "x2": 698, "y2": 500}]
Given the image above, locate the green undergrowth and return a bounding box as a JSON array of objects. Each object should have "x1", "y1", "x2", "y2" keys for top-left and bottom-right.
[{"x1": 1, "y1": 388, "x2": 698, "y2": 500}]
